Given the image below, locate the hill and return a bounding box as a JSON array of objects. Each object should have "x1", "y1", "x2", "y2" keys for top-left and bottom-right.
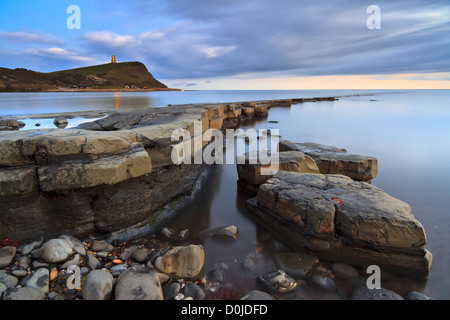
[{"x1": 0, "y1": 62, "x2": 170, "y2": 92}]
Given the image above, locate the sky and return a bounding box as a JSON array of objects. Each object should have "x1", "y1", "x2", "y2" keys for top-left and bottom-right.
[{"x1": 0, "y1": 0, "x2": 449, "y2": 90}]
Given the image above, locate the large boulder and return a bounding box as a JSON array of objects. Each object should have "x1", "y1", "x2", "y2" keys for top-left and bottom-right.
[
  {"x1": 246, "y1": 171, "x2": 432, "y2": 279},
  {"x1": 279, "y1": 141, "x2": 378, "y2": 182},
  {"x1": 154, "y1": 245, "x2": 205, "y2": 279},
  {"x1": 114, "y1": 266, "x2": 163, "y2": 300}
]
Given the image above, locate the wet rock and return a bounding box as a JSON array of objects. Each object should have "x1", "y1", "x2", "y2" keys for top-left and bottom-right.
[
  {"x1": 350, "y1": 287, "x2": 404, "y2": 300},
  {"x1": 274, "y1": 252, "x2": 319, "y2": 278},
  {"x1": 159, "y1": 227, "x2": 190, "y2": 242},
  {"x1": 0, "y1": 271, "x2": 18, "y2": 288},
  {"x1": 207, "y1": 269, "x2": 225, "y2": 283},
  {"x1": 2, "y1": 287, "x2": 46, "y2": 300},
  {"x1": 31, "y1": 259, "x2": 50, "y2": 270},
  {"x1": 11, "y1": 269, "x2": 28, "y2": 277},
  {"x1": 91, "y1": 240, "x2": 115, "y2": 252},
  {"x1": 242, "y1": 250, "x2": 271, "y2": 275},
  {"x1": 183, "y1": 282, "x2": 206, "y2": 300},
  {"x1": 109, "y1": 264, "x2": 128, "y2": 277},
  {"x1": 21, "y1": 268, "x2": 49, "y2": 294},
  {"x1": 236, "y1": 150, "x2": 319, "y2": 194},
  {"x1": 38, "y1": 238, "x2": 75, "y2": 263},
  {"x1": 18, "y1": 255, "x2": 31, "y2": 270},
  {"x1": 86, "y1": 254, "x2": 102, "y2": 270},
  {"x1": 17, "y1": 237, "x2": 43, "y2": 255},
  {"x1": 59, "y1": 253, "x2": 83, "y2": 269},
  {"x1": 0, "y1": 282, "x2": 6, "y2": 298},
  {"x1": 279, "y1": 140, "x2": 378, "y2": 182},
  {"x1": 199, "y1": 225, "x2": 239, "y2": 241},
  {"x1": 154, "y1": 245, "x2": 205, "y2": 279},
  {"x1": 240, "y1": 290, "x2": 275, "y2": 300},
  {"x1": 163, "y1": 282, "x2": 181, "y2": 300},
  {"x1": 247, "y1": 171, "x2": 432, "y2": 279},
  {"x1": 0, "y1": 118, "x2": 19, "y2": 129},
  {"x1": 0, "y1": 246, "x2": 16, "y2": 268},
  {"x1": 332, "y1": 263, "x2": 359, "y2": 280},
  {"x1": 131, "y1": 248, "x2": 148, "y2": 263},
  {"x1": 58, "y1": 234, "x2": 86, "y2": 256},
  {"x1": 308, "y1": 274, "x2": 336, "y2": 292},
  {"x1": 115, "y1": 266, "x2": 163, "y2": 300},
  {"x1": 82, "y1": 270, "x2": 114, "y2": 300},
  {"x1": 53, "y1": 117, "x2": 68, "y2": 129},
  {"x1": 256, "y1": 269, "x2": 297, "y2": 294},
  {"x1": 405, "y1": 291, "x2": 432, "y2": 300}
]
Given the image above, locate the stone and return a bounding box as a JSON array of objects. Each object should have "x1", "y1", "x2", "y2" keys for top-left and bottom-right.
[
  {"x1": 38, "y1": 238, "x2": 75, "y2": 263},
  {"x1": 236, "y1": 150, "x2": 319, "y2": 187},
  {"x1": 114, "y1": 266, "x2": 163, "y2": 300},
  {"x1": 11, "y1": 269, "x2": 28, "y2": 277},
  {"x1": 278, "y1": 141, "x2": 378, "y2": 182},
  {"x1": 0, "y1": 246, "x2": 16, "y2": 268},
  {"x1": 59, "y1": 253, "x2": 83, "y2": 269},
  {"x1": 350, "y1": 287, "x2": 404, "y2": 300},
  {"x1": 91, "y1": 240, "x2": 115, "y2": 252},
  {"x1": 131, "y1": 248, "x2": 148, "y2": 263},
  {"x1": 0, "y1": 271, "x2": 18, "y2": 288},
  {"x1": 0, "y1": 282, "x2": 6, "y2": 298},
  {"x1": 332, "y1": 263, "x2": 359, "y2": 280},
  {"x1": 240, "y1": 290, "x2": 275, "y2": 300},
  {"x1": 274, "y1": 252, "x2": 319, "y2": 278},
  {"x1": 405, "y1": 291, "x2": 432, "y2": 300},
  {"x1": 256, "y1": 270, "x2": 297, "y2": 294},
  {"x1": 183, "y1": 282, "x2": 206, "y2": 300},
  {"x1": 154, "y1": 245, "x2": 205, "y2": 279},
  {"x1": 17, "y1": 237, "x2": 44, "y2": 255},
  {"x1": 86, "y1": 254, "x2": 102, "y2": 270},
  {"x1": 82, "y1": 270, "x2": 114, "y2": 300},
  {"x1": 18, "y1": 255, "x2": 31, "y2": 269},
  {"x1": 2, "y1": 287, "x2": 46, "y2": 300},
  {"x1": 0, "y1": 118, "x2": 19, "y2": 128},
  {"x1": 199, "y1": 225, "x2": 239, "y2": 241},
  {"x1": 53, "y1": 117, "x2": 68, "y2": 129},
  {"x1": 119, "y1": 245, "x2": 138, "y2": 261},
  {"x1": 308, "y1": 274, "x2": 336, "y2": 291},
  {"x1": 21, "y1": 268, "x2": 49, "y2": 294},
  {"x1": 246, "y1": 171, "x2": 432, "y2": 279},
  {"x1": 109, "y1": 264, "x2": 128, "y2": 277},
  {"x1": 58, "y1": 234, "x2": 86, "y2": 256},
  {"x1": 163, "y1": 282, "x2": 181, "y2": 300}
]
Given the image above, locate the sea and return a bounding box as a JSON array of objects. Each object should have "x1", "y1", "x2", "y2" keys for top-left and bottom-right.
[{"x1": 1, "y1": 89, "x2": 449, "y2": 299}]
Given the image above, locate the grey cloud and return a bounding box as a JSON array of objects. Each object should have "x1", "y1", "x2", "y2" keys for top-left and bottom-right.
[{"x1": 82, "y1": 0, "x2": 450, "y2": 79}]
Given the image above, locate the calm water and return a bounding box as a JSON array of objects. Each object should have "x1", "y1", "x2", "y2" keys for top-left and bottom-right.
[{"x1": 1, "y1": 89, "x2": 449, "y2": 299}]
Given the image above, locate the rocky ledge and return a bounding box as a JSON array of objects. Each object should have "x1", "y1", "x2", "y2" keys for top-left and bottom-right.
[
  {"x1": 0, "y1": 97, "x2": 335, "y2": 241},
  {"x1": 245, "y1": 171, "x2": 432, "y2": 279}
]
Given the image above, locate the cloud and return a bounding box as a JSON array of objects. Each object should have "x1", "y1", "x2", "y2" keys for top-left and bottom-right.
[
  {"x1": 0, "y1": 30, "x2": 66, "y2": 46},
  {"x1": 24, "y1": 47, "x2": 99, "y2": 64},
  {"x1": 106, "y1": 0, "x2": 450, "y2": 79}
]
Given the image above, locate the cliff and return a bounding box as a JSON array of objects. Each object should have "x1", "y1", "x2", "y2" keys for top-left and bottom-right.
[{"x1": 0, "y1": 62, "x2": 169, "y2": 92}]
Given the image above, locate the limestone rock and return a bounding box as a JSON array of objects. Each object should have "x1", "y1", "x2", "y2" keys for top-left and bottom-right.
[
  {"x1": 2, "y1": 287, "x2": 46, "y2": 300},
  {"x1": 82, "y1": 270, "x2": 114, "y2": 300},
  {"x1": 256, "y1": 270, "x2": 297, "y2": 294},
  {"x1": 246, "y1": 171, "x2": 432, "y2": 279},
  {"x1": 237, "y1": 150, "x2": 319, "y2": 187},
  {"x1": 279, "y1": 141, "x2": 378, "y2": 182},
  {"x1": 38, "y1": 238, "x2": 75, "y2": 263},
  {"x1": 0, "y1": 246, "x2": 16, "y2": 269},
  {"x1": 154, "y1": 245, "x2": 205, "y2": 279},
  {"x1": 114, "y1": 266, "x2": 163, "y2": 300}
]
